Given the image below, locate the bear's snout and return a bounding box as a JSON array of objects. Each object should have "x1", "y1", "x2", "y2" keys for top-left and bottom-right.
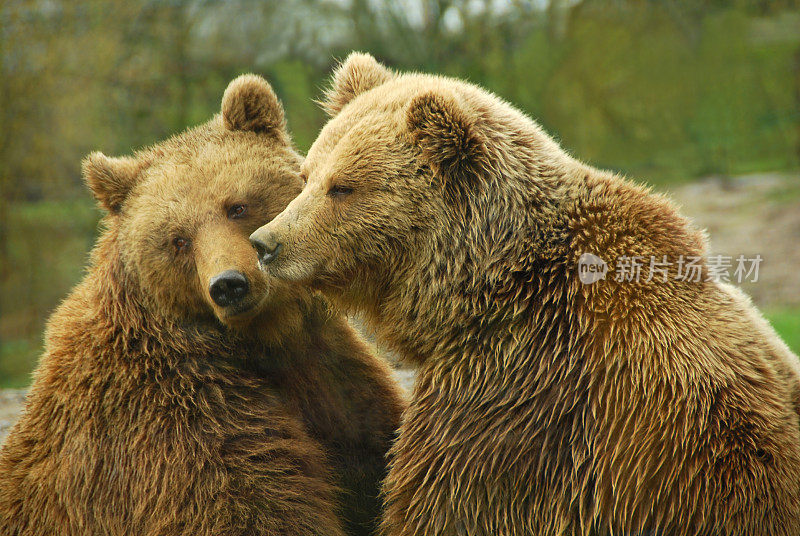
[
  {"x1": 249, "y1": 231, "x2": 282, "y2": 266},
  {"x1": 208, "y1": 269, "x2": 250, "y2": 307}
]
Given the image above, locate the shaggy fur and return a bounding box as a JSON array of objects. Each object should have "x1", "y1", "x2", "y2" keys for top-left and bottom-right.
[
  {"x1": 0, "y1": 74, "x2": 405, "y2": 536},
  {"x1": 250, "y1": 53, "x2": 800, "y2": 535}
]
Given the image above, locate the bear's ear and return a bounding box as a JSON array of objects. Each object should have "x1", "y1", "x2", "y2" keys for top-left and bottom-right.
[
  {"x1": 321, "y1": 52, "x2": 394, "y2": 117},
  {"x1": 406, "y1": 91, "x2": 488, "y2": 182},
  {"x1": 82, "y1": 152, "x2": 142, "y2": 214},
  {"x1": 221, "y1": 74, "x2": 286, "y2": 134}
]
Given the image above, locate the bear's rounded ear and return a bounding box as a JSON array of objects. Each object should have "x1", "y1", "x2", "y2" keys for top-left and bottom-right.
[
  {"x1": 221, "y1": 74, "x2": 286, "y2": 134},
  {"x1": 321, "y1": 52, "x2": 394, "y2": 117},
  {"x1": 82, "y1": 152, "x2": 141, "y2": 214},
  {"x1": 406, "y1": 91, "x2": 488, "y2": 181}
]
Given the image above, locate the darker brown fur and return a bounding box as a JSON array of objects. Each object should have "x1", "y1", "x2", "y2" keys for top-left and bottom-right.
[
  {"x1": 251, "y1": 54, "x2": 800, "y2": 535},
  {"x1": 0, "y1": 74, "x2": 405, "y2": 536}
]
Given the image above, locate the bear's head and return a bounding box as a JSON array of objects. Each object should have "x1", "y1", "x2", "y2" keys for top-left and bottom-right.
[
  {"x1": 249, "y1": 53, "x2": 532, "y2": 309},
  {"x1": 85, "y1": 74, "x2": 305, "y2": 329}
]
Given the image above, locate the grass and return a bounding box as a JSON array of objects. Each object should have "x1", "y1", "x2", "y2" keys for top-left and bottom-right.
[
  {"x1": 766, "y1": 308, "x2": 800, "y2": 357},
  {"x1": 0, "y1": 198, "x2": 100, "y2": 388},
  {"x1": 0, "y1": 339, "x2": 39, "y2": 388}
]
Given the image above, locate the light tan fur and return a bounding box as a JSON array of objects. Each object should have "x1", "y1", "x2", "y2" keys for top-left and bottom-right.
[{"x1": 250, "y1": 53, "x2": 800, "y2": 535}]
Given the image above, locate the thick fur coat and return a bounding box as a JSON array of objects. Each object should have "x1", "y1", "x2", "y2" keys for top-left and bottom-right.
[
  {"x1": 250, "y1": 53, "x2": 800, "y2": 535},
  {"x1": 0, "y1": 74, "x2": 405, "y2": 536}
]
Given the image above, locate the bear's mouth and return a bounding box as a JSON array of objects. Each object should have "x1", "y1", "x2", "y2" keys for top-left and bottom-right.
[
  {"x1": 215, "y1": 291, "x2": 268, "y2": 326},
  {"x1": 228, "y1": 301, "x2": 256, "y2": 316}
]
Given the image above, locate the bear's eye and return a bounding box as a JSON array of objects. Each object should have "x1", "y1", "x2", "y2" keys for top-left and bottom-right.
[
  {"x1": 327, "y1": 185, "x2": 353, "y2": 198},
  {"x1": 173, "y1": 237, "x2": 190, "y2": 252},
  {"x1": 227, "y1": 204, "x2": 247, "y2": 219}
]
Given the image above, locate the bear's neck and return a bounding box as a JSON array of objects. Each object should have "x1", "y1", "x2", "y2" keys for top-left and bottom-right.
[{"x1": 360, "y1": 157, "x2": 585, "y2": 369}]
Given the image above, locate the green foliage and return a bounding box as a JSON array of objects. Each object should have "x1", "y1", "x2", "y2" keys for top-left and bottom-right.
[
  {"x1": 766, "y1": 308, "x2": 800, "y2": 356},
  {"x1": 0, "y1": 339, "x2": 38, "y2": 388},
  {"x1": 267, "y1": 59, "x2": 328, "y2": 151},
  {"x1": 0, "y1": 200, "x2": 99, "y2": 386}
]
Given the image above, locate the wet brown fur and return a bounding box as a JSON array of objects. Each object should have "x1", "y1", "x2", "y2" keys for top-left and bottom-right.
[
  {"x1": 251, "y1": 53, "x2": 800, "y2": 535},
  {"x1": 0, "y1": 74, "x2": 405, "y2": 536}
]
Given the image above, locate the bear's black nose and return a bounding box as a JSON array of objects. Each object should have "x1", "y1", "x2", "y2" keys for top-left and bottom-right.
[
  {"x1": 249, "y1": 232, "x2": 282, "y2": 265},
  {"x1": 209, "y1": 270, "x2": 250, "y2": 307}
]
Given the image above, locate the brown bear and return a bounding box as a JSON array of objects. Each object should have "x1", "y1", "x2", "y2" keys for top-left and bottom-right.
[
  {"x1": 249, "y1": 53, "x2": 800, "y2": 536},
  {"x1": 0, "y1": 73, "x2": 405, "y2": 536}
]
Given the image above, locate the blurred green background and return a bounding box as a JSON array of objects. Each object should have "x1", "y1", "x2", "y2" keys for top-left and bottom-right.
[{"x1": 1, "y1": 0, "x2": 799, "y2": 387}]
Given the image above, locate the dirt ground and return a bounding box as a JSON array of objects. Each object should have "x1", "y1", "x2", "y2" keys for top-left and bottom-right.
[
  {"x1": 0, "y1": 389, "x2": 27, "y2": 445},
  {"x1": 665, "y1": 173, "x2": 800, "y2": 309},
  {"x1": 1, "y1": 172, "x2": 798, "y2": 446}
]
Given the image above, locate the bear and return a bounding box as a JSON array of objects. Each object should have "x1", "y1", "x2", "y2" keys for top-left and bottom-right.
[
  {"x1": 249, "y1": 53, "x2": 800, "y2": 536},
  {"x1": 0, "y1": 73, "x2": 405, "y2": 536}
]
